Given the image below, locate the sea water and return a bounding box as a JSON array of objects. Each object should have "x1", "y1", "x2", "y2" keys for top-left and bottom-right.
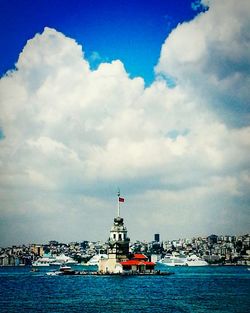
[{"x1": 0, "y1": 265, "x2": 249, "y2": 312}]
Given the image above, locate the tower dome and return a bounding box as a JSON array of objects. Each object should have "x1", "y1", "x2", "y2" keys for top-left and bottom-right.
[{"x1": 110, "y1": 217, "x2": 128, "y2": 242}]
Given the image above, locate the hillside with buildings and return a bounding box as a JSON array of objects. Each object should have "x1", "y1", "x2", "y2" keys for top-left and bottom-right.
[{"x1": 1, "y1": 234, "x2": 249, "y2": 266}]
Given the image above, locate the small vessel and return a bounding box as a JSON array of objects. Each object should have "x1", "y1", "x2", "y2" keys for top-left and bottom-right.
[
  {"x1": 59, "y1": 265, "x2": 72, "y2": 271},
  {"x1": 158, "y1": 254, "x2": 187, "y2": 266},
  {"x1": 46, "y1": 264, "x2": 75, "y2": 276},
  {"x1": 87, "y1": 254, "x2": 108, "y2": 266},
  {"x1": 186, "y1": 255, "x2": 208, "y2": 266}
]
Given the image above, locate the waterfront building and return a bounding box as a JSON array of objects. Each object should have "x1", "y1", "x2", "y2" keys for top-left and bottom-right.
[
  {"x1": 30, "y1": 244, "x2": 44, "y2": 257},
  {"x1": 0, "y1": 254, "x2": 19, "y2": 266},
  {"x1": 0, "y1": 254, "x2": 9, "y2": 266},
  {"x1": 120, "y1": 253, "x2": 155, "y2": 273}
]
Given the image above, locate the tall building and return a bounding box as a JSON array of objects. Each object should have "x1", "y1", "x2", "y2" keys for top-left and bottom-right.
[{"x1": 154, "y1": 233, "x2": 160, "y2": 242}]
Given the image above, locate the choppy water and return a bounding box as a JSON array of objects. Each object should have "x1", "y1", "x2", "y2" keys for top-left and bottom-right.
[{"x1": 0, "y1": 265, "x2": 249, "y2": 312}]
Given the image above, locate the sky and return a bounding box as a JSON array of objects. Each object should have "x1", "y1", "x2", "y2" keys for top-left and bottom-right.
[
  {"x1": 0, "y1": 0, "x2": 203, "y2": 85},
  {"x1": 0, "y1": 0, "x2": 250, "y2": 246}
]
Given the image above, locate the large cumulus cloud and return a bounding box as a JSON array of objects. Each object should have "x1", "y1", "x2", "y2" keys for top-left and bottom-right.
[
  {"x1": 156, "y1": 0, "x2": 250, "y2": 126},
  {"x1": 0, "y1": 0, "x2": 250, "y2": 245}
]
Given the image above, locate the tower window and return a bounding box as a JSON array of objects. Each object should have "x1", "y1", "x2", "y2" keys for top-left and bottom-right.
[
  {"x1": 113, "y1": 234, "x2": 116, "y2": 240},
  {"x1": 119, "y1": 234, "x2": 122, "y2": 240}
]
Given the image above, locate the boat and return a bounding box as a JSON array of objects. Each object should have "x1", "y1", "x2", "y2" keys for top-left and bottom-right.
[
  {"x1": 158, "y1": 253, "x2": 187, "y2": 266},
  {"x1": 59, "y1": 265, "x2": 72, "y2": 271},
  {"x1": 53, "y1": 253, "x2": 78, "y2": 266},
  {"x1": 46, "y1": 264, "x2": 75, "y2": 276},
  {"x1": 47, "y1": 254, "x2": 78, "y2": 266},
  {"x1": 49, "y1": 261, "x2": 62, "y2": 266},
  {"x1": 32, "y1": 257, "x2": 54, "y2": 267},
  {"x1": 32, "y1": 252, "x2": 57, "y2": 267},
  {"x1": 87, "y1": 254, "x2": 108, "y2": 266},
  {"x1": 186, "y1": 254, "x2": 208, "y2": 266},
  {"x1": 35, "y1": 253, "x2": 78, "y2": 267}
]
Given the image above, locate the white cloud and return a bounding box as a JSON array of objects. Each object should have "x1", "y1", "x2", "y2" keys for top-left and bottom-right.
[
  {"x1": 156, "y1": 0, "x2": 250, "y2": 126},
  {"x1": 0, "y1": 1, "x2": 250, "y2": 245}
]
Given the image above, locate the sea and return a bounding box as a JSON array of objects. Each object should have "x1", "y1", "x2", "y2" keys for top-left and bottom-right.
[{"x1": 0, "y1": 265, "x2": 249, "y2": 313}]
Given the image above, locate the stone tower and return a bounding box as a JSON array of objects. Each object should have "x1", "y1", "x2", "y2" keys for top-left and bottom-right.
[
  {"x1": 108, "y1": 216, "x2": 130, "y2": 262},
  {"x1": 98, "y1": 192, "x2": 130, "y2": 273}
]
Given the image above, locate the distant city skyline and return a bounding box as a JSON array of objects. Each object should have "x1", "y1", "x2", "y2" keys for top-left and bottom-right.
[
  {"x1": 0, "y1": 0, "x2": 250, "y2": 246},
  {"x1": 1, "y1": 232, "x2": 249, "y2": 248}
]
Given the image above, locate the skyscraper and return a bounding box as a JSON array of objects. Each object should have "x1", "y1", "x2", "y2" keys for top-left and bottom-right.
[{"x1": 154, "y1": 234, "x2": 160, "y2": 242}]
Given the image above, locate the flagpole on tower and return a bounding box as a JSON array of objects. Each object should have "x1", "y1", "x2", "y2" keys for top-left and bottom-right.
[{"x1": 117, "y1": 188, "x2": 120, "y2": 217}]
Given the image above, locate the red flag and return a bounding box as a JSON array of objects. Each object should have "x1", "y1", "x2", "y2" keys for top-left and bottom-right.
[{"x1": 119, "y1": 197, "x2": 125, "y2": 202}]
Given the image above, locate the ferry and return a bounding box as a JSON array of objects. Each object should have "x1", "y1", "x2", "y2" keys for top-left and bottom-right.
[
  {"x1": 52, "y1": 253, "x2": 78, "y2": 266},
  {"x1": 32, "y1": 253, "x2": 77, "y2": 267},
  {"x1": 32, "y1": 257, "x2": 53, "y2": 267},
  {"x1": 158, "y1": 253, "x2": 208, "y2": 266},
  {"x1": 158, "y1": 254, "x2": 187, "y2": 266},
  {"x1": 186, "y1": 255, "x2": 208, "y2": 266}
]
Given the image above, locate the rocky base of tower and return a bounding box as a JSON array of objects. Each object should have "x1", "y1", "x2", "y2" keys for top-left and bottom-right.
[{"x1": 98, "y1": 258, "x2": 123, "y2": 274}]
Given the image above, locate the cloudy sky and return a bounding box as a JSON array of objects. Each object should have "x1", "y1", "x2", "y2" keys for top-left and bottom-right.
[{"x1": 0, "y1": 0, "x2": 249, "y2": 246}]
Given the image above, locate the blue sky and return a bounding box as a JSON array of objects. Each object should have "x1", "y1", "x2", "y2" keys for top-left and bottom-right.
[
  {"x1": 0, "y1": 0, "x2": 249, "y2": 246},
  {"x1": 0, "y1": 0, "x2": 204, "y2": 85}
]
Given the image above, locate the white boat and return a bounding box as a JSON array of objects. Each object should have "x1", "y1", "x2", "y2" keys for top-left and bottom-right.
[
  {"x1": 87, "y1": 254, "x2": 108, "y2": 266},
  {"x1": 186, "y1": 254, "x2": 208, "y2": 266},
  {"x1": 49, "y1": 261, "x2": 62, "y2": 266},
  {"x1": 59, "y1": 264, "x2": 72, "y2": 271},
  {"x1": 32, "y1": 257, "x2": 54, "y2": 267},
  {"x1": 33, "y1": 253, "x2": 77, "y2": 267},
  {"x1": 158, "y1": 254, "x2": 187, "y2": 266},
  {"x1": 51, "y1": 254, "x2": 78, "y2": 266},
  {"x1": 46, "y1": 264, "x2": 75, "y2": 276}
]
